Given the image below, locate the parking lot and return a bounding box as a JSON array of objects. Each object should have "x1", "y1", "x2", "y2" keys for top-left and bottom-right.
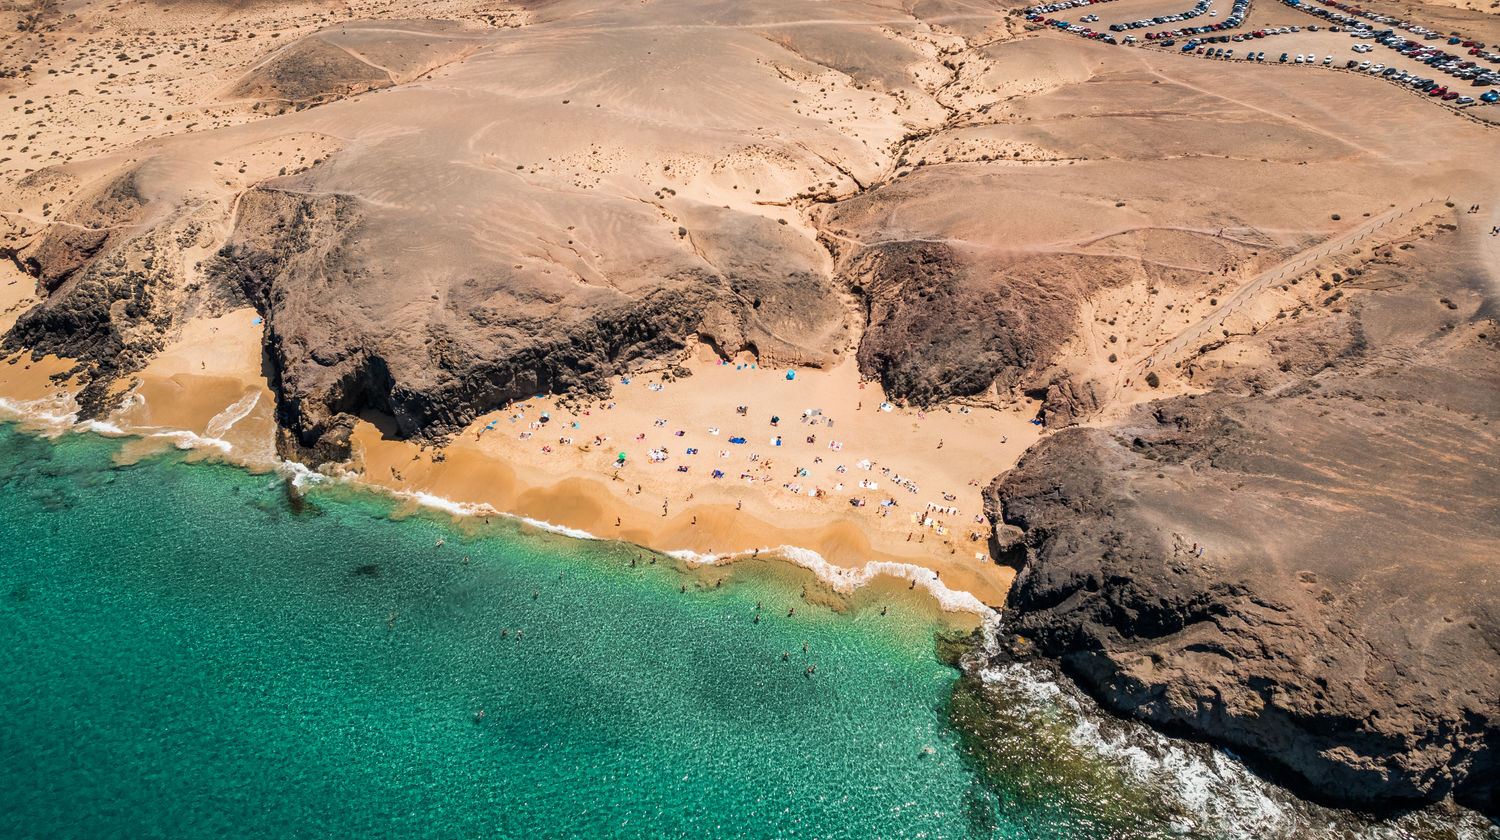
[{"x1": 1026, "y1": 0, "x2": 1500, "y2": 114}]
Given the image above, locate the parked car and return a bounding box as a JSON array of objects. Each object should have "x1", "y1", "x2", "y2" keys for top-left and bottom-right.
[
  {"x1": 1323, "y1": 55, "x2": 1333, "y2": 65},
  {"x1": 1280, "y1": 52, "x2": 1290, "y2": 62},
  {"x1": 1456, "y1": 95, "x2": 1474, "y2": 104}
]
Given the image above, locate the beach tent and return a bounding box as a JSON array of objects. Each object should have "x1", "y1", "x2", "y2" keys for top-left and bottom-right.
[{"x1": 785, "y1": 369, "x2": 795, "y2": 380}]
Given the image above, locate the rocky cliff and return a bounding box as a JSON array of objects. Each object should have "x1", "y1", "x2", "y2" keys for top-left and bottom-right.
[{"x1": 986, "y1": 224, "x2": 1500, "y2": 813}]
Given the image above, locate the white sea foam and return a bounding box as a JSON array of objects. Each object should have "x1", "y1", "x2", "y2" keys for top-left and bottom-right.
[
  {"x1": 0, "y1": 393, "x2": 82, "y2": 434},
  {"x1": 394, "y1": 488, "x2": 502, "y2": 519},
  {"x1": 7, "y1": 393, "x2": 990, "y2": 616},
  {"x1": 666, "y1": 545, "x2": 994, "y2": 615},
  {"x1": 276, "y1": 458, "x2": 328, "y2": 489},
  {"x1": 970, "y1": 651, "x2": 1495, "y2": 839},
  {"x1": 83, "y1": 419, "x2": 128, "y2": 436},
  {"x1": 510, "y1": 515, "x2": 600, "y2": 541},
  {"x1": 142, "y1": 429, "x2": 234, "y2": 454},
  {"x1": 205, "y1": 391, "x2": 260, "y2": 439}
]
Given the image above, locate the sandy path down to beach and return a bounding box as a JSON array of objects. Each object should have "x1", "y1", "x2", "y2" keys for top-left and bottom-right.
[{"x1": 347, "y1": 345, "x2": 1044, "y2": 609}]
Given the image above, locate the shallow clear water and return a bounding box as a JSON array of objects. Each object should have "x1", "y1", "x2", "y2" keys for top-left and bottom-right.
[
  {"x1": 2, "y1": 424, "x2": 1493, "y2": 840},
  {"x1": 0, "y1": 425, "x2": 1013, "y2": 839}
]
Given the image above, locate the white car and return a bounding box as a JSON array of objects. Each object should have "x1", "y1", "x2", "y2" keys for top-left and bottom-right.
[
  {"x1": 1296, "y1": 54, "x2": 1305, "y2": 63},
  {"x1": 1370, "y1": 63, "x2": 1385, "y2": 73},
  {"x1": 1358, "y1": 60, "x2": 1371, "y2": 69},
  {"x1": 1323, "y1": 55, "x2": 1333, "y2": 65}
]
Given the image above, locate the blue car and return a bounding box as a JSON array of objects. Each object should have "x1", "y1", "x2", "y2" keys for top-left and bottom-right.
[{"x1": 1482, "y1": 90, "x2": 1500, "y2": 102}]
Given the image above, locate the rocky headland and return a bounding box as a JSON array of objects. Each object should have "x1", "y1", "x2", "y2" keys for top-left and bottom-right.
[{"x1": 986, "y1": 222, "x2": 1499, "y2": 813}]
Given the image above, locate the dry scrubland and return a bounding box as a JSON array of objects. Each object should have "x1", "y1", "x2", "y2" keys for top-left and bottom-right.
[{"x1": 1, "y1": 0, "x2": 1497, "y2": 818}]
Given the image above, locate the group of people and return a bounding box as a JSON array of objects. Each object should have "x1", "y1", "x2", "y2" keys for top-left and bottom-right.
[{"x1": 477, "y1": 371, "x2": 990, "y2": 558}]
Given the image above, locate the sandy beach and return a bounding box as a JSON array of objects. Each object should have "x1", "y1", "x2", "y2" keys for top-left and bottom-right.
[
  {"x1": 0, "y1": 302, "x2": 1039, "y2": 612},
  {"x1": 342, "y1": 342, "x2": 1045, "y2": 609}
]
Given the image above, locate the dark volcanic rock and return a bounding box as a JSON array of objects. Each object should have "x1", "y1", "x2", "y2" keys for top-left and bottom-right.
[
  {"x1": 985, "y1": 241, "x2": 1500, "y2": 813},
  {"x1": 835, "y1": 238, "x2": 1079, "y2": 406},
  {"x1": 1039, "y1": 376, "x2": 1100, "y2": 427},
  {"x1": 1, "y1": 166, "x2": 214, "y2": 416}
]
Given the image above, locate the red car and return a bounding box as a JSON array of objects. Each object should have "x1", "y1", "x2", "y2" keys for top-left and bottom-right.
[
  {"x1": 1443, "y1": 91, "x2": 1459, "y2": 100},
  {"x1": 1428, "y1": 86, "x2": 1446, "y2": 96}
]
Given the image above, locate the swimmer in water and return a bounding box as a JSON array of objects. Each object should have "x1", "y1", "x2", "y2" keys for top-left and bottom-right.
[
  {"x1": 881, "y1": 605, "x2": 888, "y2": 616},
  {"x1": 502, "y1": 629, "x2": 508, "y2": 637},
  {"x1": 782, "y1": 652, "x2": 790, "y2": 661},
  {"x1": 788, "y1": 607, "x2": 795, "y2": 617},
  {"x1": 436, "y1": 538, "x2": 444, "y2": 547},
  {"x1": 533, "y1": 590, "x2": 539, "y2": 599},
  {"x1": 681, "y1": 585, "x2": 687, "y2": 593},
  {"x1": 754, "y1": 614, "x2": 760, "y2": 624}
]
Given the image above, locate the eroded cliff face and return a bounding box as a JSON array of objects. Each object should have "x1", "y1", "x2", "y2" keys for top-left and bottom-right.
[{"x1": 985, "y1": 227, "x2": 1500, "y2": 813}]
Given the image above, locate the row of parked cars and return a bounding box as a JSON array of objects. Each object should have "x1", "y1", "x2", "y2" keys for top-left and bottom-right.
[
  {"x1": 1152, "y1": 24, "x2": 1321, "y2": 43},
  {"x1": 1294, "y1": 0, "x2": 1498, "y2": 79},
  {"x1": 1024, "y1": 0, "x2": 1119, "y2": 18},
  {"x1": 1027, "y1": 0, "x2": 1249, "y2": 43},
  {"x1": 1105, "y1": 0, "x2": 1213, "y2": 33},
  {"x1": 1363, "y1": 34, "x2": 1500, "y2": 89}
]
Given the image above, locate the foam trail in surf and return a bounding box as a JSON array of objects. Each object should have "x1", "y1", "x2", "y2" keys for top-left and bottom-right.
[
  {"x1": 206, "y1": 391, "x2": 260, "y2": 439},
  {"x1": 666, "y1": 545, "x2": 993, "y2": 615}
]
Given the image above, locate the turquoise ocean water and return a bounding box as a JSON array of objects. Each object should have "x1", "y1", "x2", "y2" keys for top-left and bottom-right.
[
  {"x1": 2, "y1": 423, "x2": 1493, "y2": 840},
  {"x1": 0, "y1": 423, "x2": 1032, "y2": 839}
]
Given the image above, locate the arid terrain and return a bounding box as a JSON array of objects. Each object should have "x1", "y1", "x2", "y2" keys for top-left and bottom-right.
[{"x1": 2, "y1": 0, "x2": 1497, "y2": 818}]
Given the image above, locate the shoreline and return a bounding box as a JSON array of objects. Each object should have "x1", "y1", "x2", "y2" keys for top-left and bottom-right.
[{"x1": 0, "y1": 309, "x2": 1040, "y2": 618}]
